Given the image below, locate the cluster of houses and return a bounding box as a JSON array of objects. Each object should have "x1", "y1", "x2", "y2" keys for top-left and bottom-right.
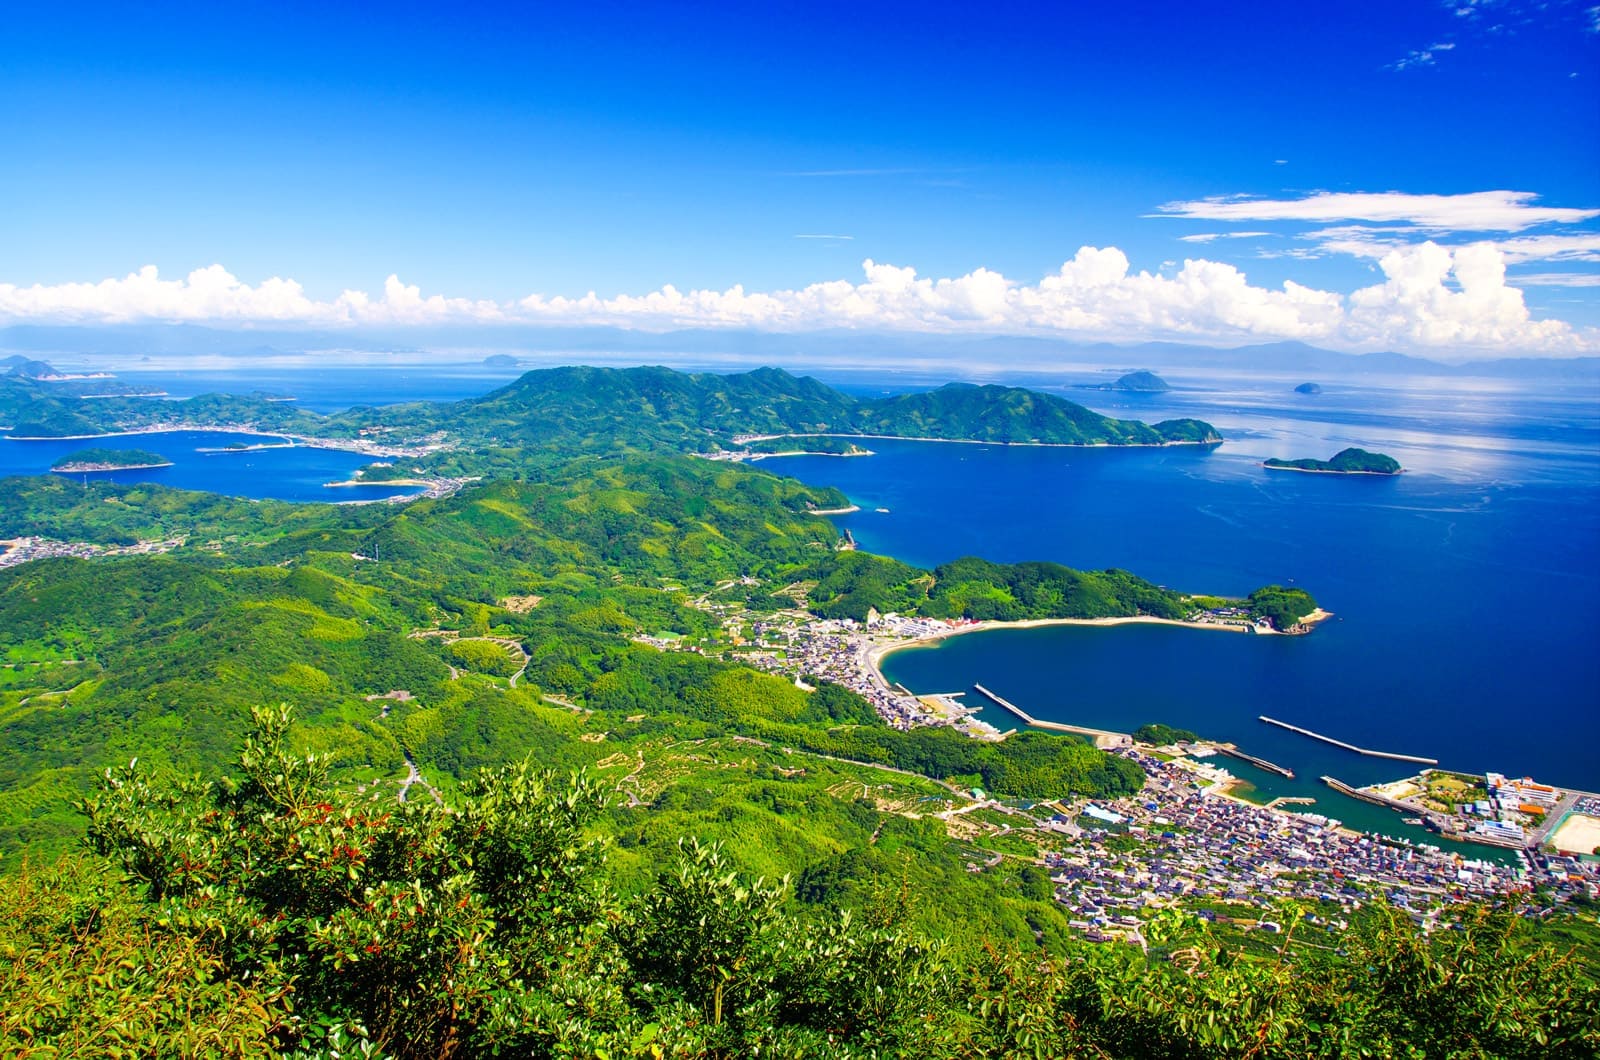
[
  {"x1": 0, "y1": 534, "x2": 183, "y2": 570},
  {"x1": 739, "y1": 613, "x2": 956, "y2": 730},
  {"x1": 1038, "y1": 750, "x2": 1600, "y2": 943}
]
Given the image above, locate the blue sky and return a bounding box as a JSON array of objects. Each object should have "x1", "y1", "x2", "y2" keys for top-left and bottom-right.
[{"x1": 2, "y1": 1, "x2": 1597, "y2": 354}]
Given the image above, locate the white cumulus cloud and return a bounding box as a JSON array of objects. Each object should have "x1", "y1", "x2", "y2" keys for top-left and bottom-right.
[
  {"x1": 1156, "y1": 190, "x2": 1599, "y2": 232},
  {"x1": 1345, "y1": 242, "x2": 1582, "y2": 349},
  {"x1": 0, "y1": 249, "x2": 1593, "y2": 356}
]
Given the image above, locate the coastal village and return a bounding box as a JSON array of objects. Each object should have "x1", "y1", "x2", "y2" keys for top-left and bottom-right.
[{"x1": 645, "y1": 600, "x2": 1600, "y2": 942}]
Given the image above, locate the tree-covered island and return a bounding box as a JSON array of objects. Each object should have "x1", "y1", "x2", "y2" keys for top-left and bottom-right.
[
  {"x1": 1264, "y1": 447, "x2": 1402, "y2": 475},
  {"x1": 49, "y1": 447, "x2": 172, "y2": 472}
]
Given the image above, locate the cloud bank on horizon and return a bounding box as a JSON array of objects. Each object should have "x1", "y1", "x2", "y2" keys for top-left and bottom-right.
[{"x1": 2, "y1": 240, "x2": 1592, "y2": 358}]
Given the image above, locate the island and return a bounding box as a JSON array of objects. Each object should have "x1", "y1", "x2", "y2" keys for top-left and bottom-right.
[
  {"x1": 1294, "y1": 382, "x2": 1323, "y2": 394},
  {"x1": 1110, "y1": 369, "x2": 1171, "y2": 392},
  {"x1": 483, "y1": 353, "x2": 520, "y2": 367},
  {"x1": 1264, "y1": 447, "x2": 1401, "y2": 475},
  {"x1": 49, "y1": 447, "x2": 172, "y2": 473}
]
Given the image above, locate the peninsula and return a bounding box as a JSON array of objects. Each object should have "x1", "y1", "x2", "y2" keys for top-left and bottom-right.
[
  {"x1": 49, "y1": 447, "x2": 172, "y2": 473},
  {"x1": 1264, "y1": 447, "x2": 1402, "y2": 475}
]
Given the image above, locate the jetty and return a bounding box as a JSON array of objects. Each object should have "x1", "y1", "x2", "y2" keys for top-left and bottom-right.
[
  {"x1": 1320, "y1": 775, "x2": 1421, "y2": 814},
  {"x1": 972, "y1": 684, "x2": 1132, "y2": 749},
  {"x1": 1212, "y1": 744, "x2": 1295, "y2": 779},
  {"x1": 1260, "y1": 716, "x2": 1437, "y2": 765}
]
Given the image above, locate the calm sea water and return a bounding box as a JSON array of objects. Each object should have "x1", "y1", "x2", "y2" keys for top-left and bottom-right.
[
  {"x1": 775, "y1": 374, "x2": 1600, "y2": 848},
  {"x1": 0, "y1": 430, "x2": 421, "y2": 502}
]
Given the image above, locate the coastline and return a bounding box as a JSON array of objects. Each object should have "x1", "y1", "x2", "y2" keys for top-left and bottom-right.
[
  {"x1": 741, "y1": 449, "x2": 874, "y2": 461},
  {"x1": 51, "y1": 461, "x2": 173, "y2": 473},
  {"x1": 731, "y1": 431, "x2": 1220, "y2": 450},
  {"x1": 2, "y1": 423, "x2": 428, "y2": 458},
  {"x1": 866, "y1": 608, "x2": 1335, "y2": 709},
  {"x1": 323, "y1": 477, "x2": 435, "y2": 488},
  {"x1": 868, "y1": 614, "x2": 1256, "y2": 674},
  {"x1": 1263, "y1": 463, "x2": 1402, "y2": 476}
]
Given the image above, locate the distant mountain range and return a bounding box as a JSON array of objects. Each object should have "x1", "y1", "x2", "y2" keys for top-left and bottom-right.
[{"x1": 2, "y1": 324, "x2": 1596, "y2": 382}]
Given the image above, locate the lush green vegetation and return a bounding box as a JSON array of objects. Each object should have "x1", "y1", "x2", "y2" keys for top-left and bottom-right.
[
  {"x1": 805, "y1": 551, "x2": 1187, "y2": 623},
  {"x1": 49, "y1": 446, "x2": 171, "y2": 470},
  {"x1": 2, "y1": 364, "x2": 1220, "y2": 459},
  {"x1": 1265, "y1": 447, "x2": 1402, "y2": 474},
  {"x1": 3, "y1": 710, "x2": 1592, "y2": 1059},
  {"x1": 1246, "y1": 585, "x2": 1320, "y2": 630},
  {"x1": 1134, "y1": 723, "x2": 1200, "y2": 745}
]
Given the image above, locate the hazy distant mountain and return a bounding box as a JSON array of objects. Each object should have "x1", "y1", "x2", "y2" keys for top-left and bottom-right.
[{"x1": 3, "y1": 324, "x2": 1595, "y2": 382}]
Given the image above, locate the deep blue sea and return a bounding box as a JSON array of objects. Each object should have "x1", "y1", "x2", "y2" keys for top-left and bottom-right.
[
  {"x1": 772, "y1": 372, "x2": 1600, "y2": 848},
  {"x1": 5, "y1": 360, "x2": 1596, "y2": 846}
]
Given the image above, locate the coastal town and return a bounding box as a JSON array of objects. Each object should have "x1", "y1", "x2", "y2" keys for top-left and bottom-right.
[{"x1": 648, "y1": 602, "x2": 1600, "y2": 938}]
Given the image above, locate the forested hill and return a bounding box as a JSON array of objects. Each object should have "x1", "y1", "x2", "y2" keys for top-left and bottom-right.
[
  {"x1": 434, "y1": 364, "x2": 859, "y2": 451},
  {"x1": 424, "y1": 365, "x2": 1221, "y2": 451},
  {"x1": 0, "y1": 364, "x2": 1220, "y2": 452}
]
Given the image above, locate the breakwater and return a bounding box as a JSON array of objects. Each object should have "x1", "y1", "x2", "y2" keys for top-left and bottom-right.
[
  {"x1": 1212, "y1": 744, "x2": 1295, "y2": 778},
  {"x1": 1261, "y1": 716, "x2": 1437, "y2": 765},
  {"x1": 972, "y1": 684, "x2": 1132, "y2": 748}
]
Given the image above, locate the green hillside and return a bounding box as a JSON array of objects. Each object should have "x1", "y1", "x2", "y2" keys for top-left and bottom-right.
[{"x1": 2, "y1": 364, "x2": 1220, "y2": 457}]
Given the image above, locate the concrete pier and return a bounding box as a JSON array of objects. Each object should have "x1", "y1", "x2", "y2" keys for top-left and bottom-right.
[
  {"x1": 972, "y1": 683, "x2": 1133, "y2": 749},
  {"x1": 1213, "y1": 744, "x2": 1295, "y2": 779},
  {"x1": 1261, "y1": 715, "x2": 1437, "y2": 765}
]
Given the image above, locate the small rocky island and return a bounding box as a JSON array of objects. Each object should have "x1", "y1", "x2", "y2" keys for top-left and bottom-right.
[
  {"x1": 50, "y1": 447, "x2": 172, "y2": 473},
  {"x1": 1111, "y1": 369, "x2": 1171, "y2": 392},
  {"x1": 1264, "y1": 447, "x2": 1401, "y2": 475},
  {"x1": 1294, "y1": 382, "x2": 1323, "y2": 394}
]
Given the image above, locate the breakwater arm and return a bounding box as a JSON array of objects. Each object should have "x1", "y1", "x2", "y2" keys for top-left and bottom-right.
[
  {"x1": 1261, "y1": 716, "x2": 1437, "y2": 765},
  {"x1": 972, "y1": 684, "x2": 1132, "y2": 748},
  {"x1": 1212, "y1": 744, "x2": 1295, "y2": 779}
]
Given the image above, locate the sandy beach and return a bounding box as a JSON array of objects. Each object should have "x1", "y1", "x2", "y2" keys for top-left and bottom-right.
[
  {"x1": 324, "y1": 477, "x2": 436, "y2": 488},
  {"x1": 868, "y1": 613, "x2": 1257, "y2": 673}
]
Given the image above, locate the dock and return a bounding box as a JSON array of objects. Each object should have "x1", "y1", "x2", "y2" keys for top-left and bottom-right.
[
  {"x1": 1320, "y1": 775, "x2": 1421, "y2": 813},
  {"x1": 1212, "y1": 744, "x2": 1295, "y2": 779},
  {"x1": 1261, "y1": 716, "x2": 1437, "y2": 765},
  {"x1": 1321, "y1": 776, "x2": 1528, "y2": 851},
  {"x1": 972, "y1": 684, "x2": 1132, "y2": 749}
]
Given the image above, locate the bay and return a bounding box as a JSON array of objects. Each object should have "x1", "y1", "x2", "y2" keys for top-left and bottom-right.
[
  {"x1": 0, "y1": 430, "x2": 422, "y2": 502},
  {"x1": 775, "y1": 373, "x2": 1600, "y2": 848}
]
